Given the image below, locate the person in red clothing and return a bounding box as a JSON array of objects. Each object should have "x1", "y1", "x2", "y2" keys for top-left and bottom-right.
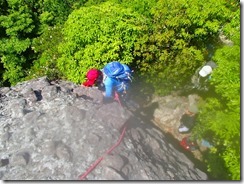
[
  {"x1": 82, "y1": 63, "x2": 133, "y2": 105},
  {"x1": 82, "y1": 69, "x2": 103, "y2": 89}
]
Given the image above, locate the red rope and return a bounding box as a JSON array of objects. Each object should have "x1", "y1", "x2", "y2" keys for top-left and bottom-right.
[
  {"x1": 114, "y1": 91, "x2": 122, "y2": 106},
  {"x1": 79, "y1": 125, "x2": 127, "y2": 180}
]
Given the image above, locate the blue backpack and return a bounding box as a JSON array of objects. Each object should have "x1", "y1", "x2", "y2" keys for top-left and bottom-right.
[
  {"x1": 103, "y1": 61, "x2": 132, "y2": 93},
  {"x1": 103, "y1": 61, "x2": 132, "y2": 81}
]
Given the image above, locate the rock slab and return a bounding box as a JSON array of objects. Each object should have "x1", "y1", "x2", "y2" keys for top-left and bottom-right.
[{"x1": 0, "y1": 77, "x2": 207, "y2": 180}]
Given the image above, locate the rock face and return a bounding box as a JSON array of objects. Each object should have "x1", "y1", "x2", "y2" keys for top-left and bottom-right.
[{"x1": 0, "y1": 77, "x2": 208, "y2": 180}]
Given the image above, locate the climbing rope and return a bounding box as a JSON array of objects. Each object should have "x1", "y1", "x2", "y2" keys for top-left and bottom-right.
[
  {"x1": 113, "y1": 91, "x2": 122, "y2": 106},
  {"x1": 79, "y1": 124, "x2": 127, "y2": 180},
  {"x1": 78, "y1": 87, "x2": 127, "y2": 180}
]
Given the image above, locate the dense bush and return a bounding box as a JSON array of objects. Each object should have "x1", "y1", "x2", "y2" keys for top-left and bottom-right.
[
  {"x1": 0, "y1": 0, "x2": 88, "y2": 85},
  {"x1": 192, "y1": 7, "x2": 240, "y2": 180},
  {"x1": 27, "y1": 26, "x2": 63, "y2": 81},
  {"x1": 134, "y1": 0, "x2": 233, "y2": 95},
  {"x1": 0, "y1": 0, "x2": 35, "y2": 85},
  {"x1": 57, "y1": 2, "x2": 148, "y2": 83}
]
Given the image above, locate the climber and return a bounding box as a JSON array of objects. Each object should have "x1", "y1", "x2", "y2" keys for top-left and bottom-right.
[
  {"x1": 82, "y1": 68, "x2": 104, "y2": 90},
  {"x1": 191, "y1": 60, "x2": 217, "y2": 91},
  {"x1": 102, "y1": 61, "x2": 132, "y2": 104},
  {"x1": 199, "y1": 60, "x2": 217, "y2": 77},
  {"x1": 178, "y1": 105, "x2": 198, "y2": 134},
  {"x1": 180, "y1": 136, "x2": 198, "y2": 151}
]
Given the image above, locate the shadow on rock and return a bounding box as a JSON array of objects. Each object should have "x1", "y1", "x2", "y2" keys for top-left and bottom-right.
[
  {"x1": 123, "y1": 101, "x2": 209, "y2": 179},
  {"x1": 164, "y1": 132, "x2": 209, "y2": 176}
]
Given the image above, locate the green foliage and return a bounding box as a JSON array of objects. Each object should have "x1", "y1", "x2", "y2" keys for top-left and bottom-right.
[
  {"x1": 134, "y1": 0, "x2": 232, "y2": 95},
  {"x1": 37, "y1": 0, "x2": 86, "y2": 33},
  {"x1": 196, "y1": 98, "x2": 240, "y2": 179},
  {"x1": 0, "y1": 36, "x2": 31, "y2": 84},
  {"x1": 57, "y1": 2, "x2": 147, "y2": 83},
  {"x1": 0, "y1": 5, "x2": 34, "y2": 37},
  {"x1": 202, "y1": 150, "x2": 230, "y2": 180},
  {"x1": 0, "y1": 0, "x2": 35, "y2": 85},
  {"x1": 211, "y1": 45, "x2": 240, "y2": 110},
  {"x1": 0, "y1": 0, "x2": 85, "y2": 85},
  {"x1": 84, "y1": 0, "x2": 107, "y2": 6},
  {"x1": 0, "y1": 1, "x2": 37, "y2": 85},
  {"x1": 192, "y1": 6, "x2": 240, "y2": 180},
  {"x1": 1, "y1": 54, "x2": 26, "y2": 85},
  {"x1": 41, "y1": 0, "x2": 86, "y2": 25},
  {"x1": 111, "y1": 0, "x2": 158, "y2": 18},
  {"x1": 27, "y1": 25, "x2": 63, "y2": 80}
]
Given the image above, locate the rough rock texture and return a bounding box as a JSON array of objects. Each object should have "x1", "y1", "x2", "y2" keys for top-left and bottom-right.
[
  {"x1": 0, "y1": 77, "x2": 208, "y2": 180},
  {"x1": 150, "y1": 93, "x2": 205, "y2": 160},
  {"x1": 152, "y1": 93, "x2": 200, "y2": 138}
]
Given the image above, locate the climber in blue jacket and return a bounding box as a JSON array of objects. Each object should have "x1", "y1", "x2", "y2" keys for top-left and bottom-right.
[{"x1": 102, "y1": 61, "x2": 132, "y2": 103}]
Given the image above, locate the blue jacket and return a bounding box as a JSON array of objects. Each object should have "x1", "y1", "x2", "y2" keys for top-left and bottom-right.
[
  {"x1": 102, "y1": 62, "x2": 132, "y2": 99},
  {"x1": 103, "y1": 76, "x2": 129, "y2": 98}
]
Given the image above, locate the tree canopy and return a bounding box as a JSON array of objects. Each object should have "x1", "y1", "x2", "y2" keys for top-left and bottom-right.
[{"x1": 57, "y1": 2, "x2": 148, "y2": 83}]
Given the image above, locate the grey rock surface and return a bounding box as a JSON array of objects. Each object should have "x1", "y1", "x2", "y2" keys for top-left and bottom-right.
[{"x1": 0, "y1": 76, "x2": 208, "y2": 180}]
